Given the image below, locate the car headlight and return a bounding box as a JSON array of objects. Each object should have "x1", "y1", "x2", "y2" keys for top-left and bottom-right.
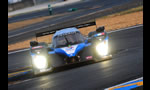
[
  {"x1": 96, "y1": 40, "x2": 108, "y2": 56},
  {"x1": 32, "y1": 55, "x2": 48, "y2": 69}
]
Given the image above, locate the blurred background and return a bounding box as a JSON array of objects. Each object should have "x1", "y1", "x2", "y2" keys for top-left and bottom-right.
[{"x1": 8, "y1": 0, "x2": 65, "y2": 12}]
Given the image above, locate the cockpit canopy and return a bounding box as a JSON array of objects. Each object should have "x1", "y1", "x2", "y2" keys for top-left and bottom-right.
[{"x1": 52, "y1": 28, "x2": 84, "y2": 48}]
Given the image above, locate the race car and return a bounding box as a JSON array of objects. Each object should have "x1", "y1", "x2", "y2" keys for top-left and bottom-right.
[{"x1": 29, "y1": 21, "x2": 112, "y2": 75}]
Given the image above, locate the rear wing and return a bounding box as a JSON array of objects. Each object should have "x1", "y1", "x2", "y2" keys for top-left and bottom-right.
[{"x1": 35, "y1": 21, "x2": 96, "y2": 37}]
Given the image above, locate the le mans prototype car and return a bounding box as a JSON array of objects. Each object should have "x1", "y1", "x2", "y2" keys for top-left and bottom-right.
[{"x1": 29, "y1": 21, "x2": 112, "y2": 75}]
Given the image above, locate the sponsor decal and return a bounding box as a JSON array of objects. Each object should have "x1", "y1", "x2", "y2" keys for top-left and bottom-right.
[
  {"x1": 65, "y1": 46, "x2": 74, "y2": 51},
  {"x1": 86, "y1": 56, "x2": 93, "y2": 60},
  {"x1": 32, "y1": 46, "x2": 43, "y2": 49},
  {"x1": 61, "y1": 45, "x2": 78, "y2": 55},
  {"x1": 95, "y1": 32, "x2": 105, "y2": 37}
]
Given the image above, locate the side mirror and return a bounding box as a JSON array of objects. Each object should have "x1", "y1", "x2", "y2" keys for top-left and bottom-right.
[
  {"x1": 30, "y1": 41, "x2": 38, "y2": 47},
  {"x1": 96, "y1": 26, "x2": 105, "y2": 32}
]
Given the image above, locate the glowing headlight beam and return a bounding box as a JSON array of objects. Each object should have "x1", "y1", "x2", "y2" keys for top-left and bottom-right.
[
  {"x1": 32, "y1": 56, "x2": 48, "y2": 69},
  {"x1": 96, "y1": 41, "x2": 108, "y2": 56}
]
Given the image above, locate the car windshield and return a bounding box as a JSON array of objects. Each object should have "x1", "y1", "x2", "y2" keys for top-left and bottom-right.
[{"x1": 53, "y1": 32, "x2": 84, "y2": 48}]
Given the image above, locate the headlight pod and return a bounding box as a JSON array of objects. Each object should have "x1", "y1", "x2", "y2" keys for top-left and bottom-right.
[
  {"x1": 32, "y1": 55, "x2": 48, "y2": 69},
  {"x1": 96, "y1": 40, "x2": 108, "y2": 56}
]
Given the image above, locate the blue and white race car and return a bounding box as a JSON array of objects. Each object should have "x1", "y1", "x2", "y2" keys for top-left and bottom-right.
[{"x1": 29, "y1": 21, "x2": 112, "y2": 75}]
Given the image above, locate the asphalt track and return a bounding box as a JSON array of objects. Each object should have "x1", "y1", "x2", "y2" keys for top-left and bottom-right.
[
  {"x1": 8, "y1": 0, "x2": 143, "y2": 45},
  {"x1": 8, "y1": 25, "x2": 143, "y2": 90}
]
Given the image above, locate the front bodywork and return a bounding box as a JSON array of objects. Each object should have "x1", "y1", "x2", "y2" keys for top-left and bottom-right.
[{"x1": 30, "y1": 22, "x2": 111, "y2": 75}]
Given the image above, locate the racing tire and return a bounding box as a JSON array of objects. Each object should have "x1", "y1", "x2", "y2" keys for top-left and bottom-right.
[
  {"x1": 93, "y1": 53, "x2": 112, "y2": 62},
  {"x1": 32, "y1": 66, "x2": 54, "y2": 76}
]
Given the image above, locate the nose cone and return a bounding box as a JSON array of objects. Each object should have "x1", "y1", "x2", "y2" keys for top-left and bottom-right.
[
  {"x1": 55, "y1": 43, "x2": 85, "y2": 57},
  {"x1": 61, "y1": 44, "x2": 78, "y2": 57}
]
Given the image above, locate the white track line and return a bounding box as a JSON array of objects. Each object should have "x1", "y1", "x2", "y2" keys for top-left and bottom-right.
[
  {"x1": 108, "y1": 24, "x2": 143, "y2": 33},
  {"x1": 8, "y1": 48, "x2": 29, "y2": 54},
  {"x1": 8, "y1": 24, "x2": 143, "y2": 55}
]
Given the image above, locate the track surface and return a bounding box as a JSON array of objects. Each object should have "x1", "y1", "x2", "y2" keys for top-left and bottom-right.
[
  {"x1": 8, "y1": 25, "x2": 143, "y2": 90},
  {"x1": 8, "y1": 0, "x2": 143, "y2": 45}
]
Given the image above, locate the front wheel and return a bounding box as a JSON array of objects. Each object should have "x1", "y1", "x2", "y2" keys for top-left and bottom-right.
[
  {"x1": 91, "y1": 47, "x2": 112, "y2": 62},
  {"x1": 32, "y1": 66, "x2": 54, "y2": 76},
  {"x1": 93, "y1": 53, "x2": 112, "y2": 62}
]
